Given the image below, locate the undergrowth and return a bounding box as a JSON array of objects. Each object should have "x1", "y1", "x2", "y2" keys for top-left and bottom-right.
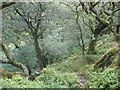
[
  {"x1": 2, "y1": 68, "x2": 79, "y2": 88},
  {"x1": 1, "y1": 34, "x2": 118, "y2": 88},
  {"x1": 87, "y1": 68, "x2": 119, "y2": 88}
]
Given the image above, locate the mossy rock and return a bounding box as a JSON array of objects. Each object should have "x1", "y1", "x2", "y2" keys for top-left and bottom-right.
[
  {"x1": 94, "y1": 47, "x2": 118, "y2": 69},
  {"x1": 110, "y1": 59, "x2": 120, "y2": 69}
]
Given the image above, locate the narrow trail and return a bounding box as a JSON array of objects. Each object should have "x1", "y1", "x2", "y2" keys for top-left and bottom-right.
[{"x1": 77, "y1": 75, "x2": 88, "y2": 88}]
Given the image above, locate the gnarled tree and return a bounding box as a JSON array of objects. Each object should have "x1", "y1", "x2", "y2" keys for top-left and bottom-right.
[
  {"x1": 14, "y1": 3, "x2": 48, "y2": 69},
  {"x1": 0, "y1": 44, "x2": 29, "y2": 76},
  {"x1": 79, "y1": 1, "x2": 120, "y2": 54}
]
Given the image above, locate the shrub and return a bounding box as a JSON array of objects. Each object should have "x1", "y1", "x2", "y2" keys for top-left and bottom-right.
[
  {"x1": 35, "y1": 68, "x2": 80, "y2": 88},
  {"x1": 87, "y1": 68, "x2": 119, "y2": 88},
  {"x1": 83, "y1": 55, "x2": 98, "y2": 63},
  {"x1": 2, "y1": 75, "x2": 44, "y2": 88},
  {"x1": 2, "y1": 68, "x2": 80, "y2": 88}
]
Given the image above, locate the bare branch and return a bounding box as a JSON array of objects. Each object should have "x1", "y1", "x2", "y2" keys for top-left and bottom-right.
[
  {"x1": 89, "y1": 1, "x2": 101, "y2": 10},
  {"x1": 79, "y1": 1, "x2": 89, "y2": 14},
  {"x1": 0, "y1": 2, "x2": 15, "y2": 10},
  {"x1": 61, "y1": 2, "x2": 77, "y2": 13},
  {"x1": 0, "y1": 60, "x2": 9, "y2": 64},
  {"x1": 14, "y1": 8, "x2": 35, "y2": 33}
]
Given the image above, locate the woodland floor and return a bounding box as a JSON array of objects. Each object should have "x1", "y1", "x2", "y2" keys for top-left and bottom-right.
[
  {"x1": 78, "y1": 75, "x2": 88, "y2": 88},
  {"x1": 47, "y1": 34, "x2": 118, "y2": 88}
]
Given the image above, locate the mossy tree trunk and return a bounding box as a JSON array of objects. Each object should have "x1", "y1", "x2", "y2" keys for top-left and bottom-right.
[
  {"x1": 33, "y1": 35, "x2": 48, "y2": 70},
  {"x1": 0, "y1": 69, "x2": 28, "y2": 78},
  {"x1": 88, "y1": 23, "x2": 109, "y2": 54},
  {"x1": 15, "y1": 5, "x2": 48, "y2": 70},
  {"x1": 0, "y1": 2, "x2": 15, "y2": 10},
  {"x1": 88, "y1": 39, "x2": 96, "y2": 54},
  {"x1": 76, "y1": 11, "x2": 85, "y2": 55},
  {"x1": 94, "y1": 46, "x2": 118, "y2": 69},
  {"x1": 0, "y1": 44, "x2": 29, "y2": 76},
  {"x1": 109, "y1": 26, "x2": 120, "y2": 66},
  {"x1": 80, "y1": 2, "x2": 120, "y2": 55}
]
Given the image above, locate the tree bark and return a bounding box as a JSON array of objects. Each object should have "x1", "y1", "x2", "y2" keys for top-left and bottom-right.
[
  {"x1": 33, "y1": 36, "x2": 43, "y2": 69},
  {"x1": 109, "y1": 26, "x2": 120, "y2": 66},
  {"x1": 0, "y1": 2, "x2": 15, "y2": 10},
  {"x1": 1, "y1": 44, "x2": 29, "y2": 76},
  {"x1": 14, "y1": 7, "x2": 48, "y2": 70},
  {"x1": 33, "y1": 35, "x2": 48, "y2": 70},
  {"x1": 94, "y1": 46, "x2": 118, "y2": 69},
  {"x1": 88, "y1": 23, "x2": 108, "y2": 54},
  {"x1": 76, "y1": 12, "x2": 85, "y2": 55}
]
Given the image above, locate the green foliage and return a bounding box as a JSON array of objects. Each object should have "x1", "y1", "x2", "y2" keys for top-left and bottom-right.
[
  {"x1": 82, "y1": 55, "x2": 98, "y2": 63},
  {"x1": 87, "y1": 68, "x2": 119, "y2": 88},
  {"x1": 47, "y1": 55, "x2": 92, "y2": 75},
  {"x1": 36, "y1": 68, "x2": 79, "y2": 88},
  {"x1": 67, "y1": 47, "x2": 80, "y2": 57},
  {"x1": 2, "y1": 75, "x2": 44, "y2": 88},
  {"x1": 14, "y1": 45, "x2": 38, "y2": 72},
  {"x1": 2, "y1": 64, "x2": 21, "y2": 72},
  {"x1": 2, "y1": 68, "x2": 79, "y2": 88}
]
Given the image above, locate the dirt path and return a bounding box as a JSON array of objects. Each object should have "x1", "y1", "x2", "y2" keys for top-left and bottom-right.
[{"x1": 77, "y1": 75, "x2": 88, "y2": 88}]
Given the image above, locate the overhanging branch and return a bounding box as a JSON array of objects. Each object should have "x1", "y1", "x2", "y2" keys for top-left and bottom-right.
[
  {"x1": 0, "y1": 2, "x2": 15, "y2": 10},
  {"x1": 2, "y1": 44, "x2": 29, "y2": 76}
]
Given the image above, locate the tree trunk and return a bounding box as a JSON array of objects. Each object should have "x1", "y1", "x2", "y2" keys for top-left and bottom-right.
[
  {"x1": 0, "y1": 2, "x2": 15, "y2": 10},
  {"x1": 80, "y1": 30, "x2": 85, "y2": 55},
  {"x1": 88, "y1": 23, "x2": 108, "y2": 54},
  {"x1": 1, "y1": 44, "x2": 29, "y2": 76},
  {"x1": 0, "y1": 69, "x2": 28, "y2": 78},
  {"x1": 109, "y1": 26, "x2": 120, "y2": 66},
  {"x1": 33, "y1": 36, "x2": 48, "y2": 70},
  {"x1": 94, "y1": 46, "x2": 118, "y2": 69},
  {"x1": 87, "y1": 39, "x2": 97, "y2": 54},
  {"x1": 76, "y1": 13, "x2": 85, "y2": 55}
]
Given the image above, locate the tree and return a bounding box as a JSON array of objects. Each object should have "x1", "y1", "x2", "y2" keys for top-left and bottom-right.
[
  {"x1": 13, "y1": 2, "x2": 48, "y2": 69},
  {"x1": 0, "y1": 2, "x2": 15, "y2": 10},
  {"x1": 79, "y1": 1, "x2": 120, "y2": 54},
  {"x1": 61, "y1": 2, "x2": 85, "y2": 55},
  {"x1": 0, "y1": 42, "x2": 29, "y2": 76},
  {"x1": 1, "y1": 2, "x2": 29, "y2": 76}
]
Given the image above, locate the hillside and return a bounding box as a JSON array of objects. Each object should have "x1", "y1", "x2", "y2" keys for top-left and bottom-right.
[
  {"x1": 1, "y1": 1, "x2": 119, "y2": 89},
  {"x1": 1, "y1": 34, "x2": 119, "y2": 88}
]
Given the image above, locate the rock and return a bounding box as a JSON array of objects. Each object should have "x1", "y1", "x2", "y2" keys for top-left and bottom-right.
[{"x1": 28, "y1": 71, "x2": 41, "y2": 81}]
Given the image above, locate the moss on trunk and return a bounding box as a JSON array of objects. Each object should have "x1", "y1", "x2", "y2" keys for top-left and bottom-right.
[
  {"x1": 0, "y1": 69, "x2": 13, "y2": 78},
  {"x1": 88, "y1": 39, "x2": 96, "y2": 54},
  {"x1": 1, "y1": 44, "x2": 29, "y2": 76},
  {"x1": 94, "y1": 47, "x2": 118, "y2": 69},
  {"x1": 0, "y1": 69, "x2": 28, "y2": 79}
]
